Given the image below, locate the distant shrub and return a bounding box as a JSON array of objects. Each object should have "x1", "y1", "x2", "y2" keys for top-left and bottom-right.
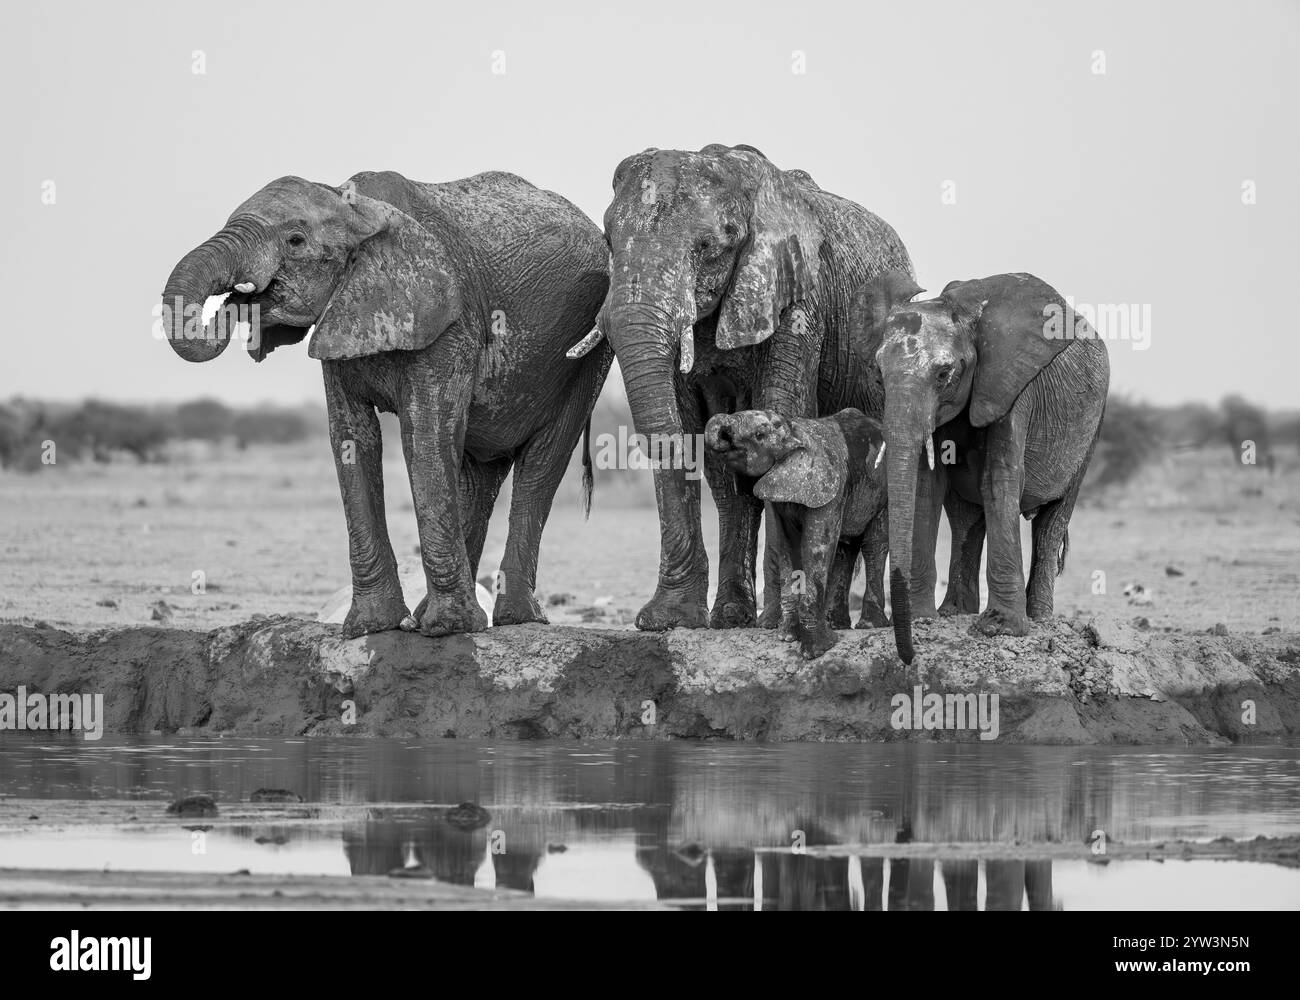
[
  {"x1": 47, "y1": 400, "x2": 170, "y2": 463},
  {"x1": 231, "y1": 406, "x2": 314, "y2": 448},
  {"x1": 174, "y1": 398, "x2": 234, "y2": 442},
  {"x1": 1089, "y1": 395, "x2": 1163, "y2": 491},
  {"x1": 1219, "y1": 394, "x2": 1274, "y2": 469},
  {"x1": 0, "y1": 402, "x2": 21, "y2": 467}
]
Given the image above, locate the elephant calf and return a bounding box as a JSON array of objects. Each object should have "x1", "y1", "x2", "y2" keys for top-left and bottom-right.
[
  {"x1": 159, "y1": 170, "x2": 611, "y2": 638},
  {"x1": 850, "y1": 271, "x2": 1110, "y2": 663},
  {"x1": 705, "y1": 408, "x2": 886, "y2": 659}
]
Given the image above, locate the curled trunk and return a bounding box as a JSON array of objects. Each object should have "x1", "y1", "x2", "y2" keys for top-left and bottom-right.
[{"x1": 159, "y1": 218, "x2": 270, "y2": 363}]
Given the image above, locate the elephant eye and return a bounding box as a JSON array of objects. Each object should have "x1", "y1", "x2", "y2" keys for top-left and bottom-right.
[
  {"x1": 287, "y1": 234, "x2": 306, "y2": 248},
  {"x1": 935, "y1": 363, "x2": 955, "y2": 383}
]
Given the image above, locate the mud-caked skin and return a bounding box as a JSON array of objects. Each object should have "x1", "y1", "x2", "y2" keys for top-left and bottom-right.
[
  {"x1": 849, "y1": 271, "x2": 1110, "y2": 664},
  {"x1": 579, "y1": 144, "x2": 913, "y2": 633},
  {"x1": 705, "y1": 408, "x2": 885, "y2": 659},
  {"x1": 159, "y1": 171, "x2": 612, "y2": 638}
]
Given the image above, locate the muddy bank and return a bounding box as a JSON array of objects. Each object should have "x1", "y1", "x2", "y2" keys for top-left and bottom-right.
[{"x1": 0, "y1": 615, "x2": 1297, "y2": 743}]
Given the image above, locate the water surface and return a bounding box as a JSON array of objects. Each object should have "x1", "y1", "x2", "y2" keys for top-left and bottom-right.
[{"x1": 1, "y1": 738, "x2": 1297, "y2": 910}]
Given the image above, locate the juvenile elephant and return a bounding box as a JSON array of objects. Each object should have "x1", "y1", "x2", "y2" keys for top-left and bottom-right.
[
  {"x1": 159, "y1": 171, "x2": 611, "y2": 637},
  {"x1": 704, "y1": 408, "x2": 885, "y2": 659},
  {"x1": 850, "y1": 272, "x2": 1110, "y2": 663},
  {"x1": 570, "y1": 144, "x2": 912, "y2": 632}
]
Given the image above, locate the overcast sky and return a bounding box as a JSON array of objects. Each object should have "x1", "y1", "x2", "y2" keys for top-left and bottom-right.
[{"x1": 3, "y1": 0, "x2": 1296, "y2": 408}]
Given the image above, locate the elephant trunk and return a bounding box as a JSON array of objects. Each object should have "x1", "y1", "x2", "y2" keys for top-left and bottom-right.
[
  {"x1": 884, "y1": 393, "x2": 930, "y2": 664},
  {"x1": 159, "y1": 217, "x2": 272, "y2": 363},
  {"x1": 604, "y1": 251, "x2": 696, "y2": 444},
  {"x1": 703, "y1": 412, "x2": 734, "y2": 452},
  {"x1": 614, "y1": 318, "x2": 684, "y2": 443}
]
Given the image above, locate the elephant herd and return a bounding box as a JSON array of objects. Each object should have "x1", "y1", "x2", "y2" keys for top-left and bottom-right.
[{"x1": 158, "y1": 143, "x2": 1110, "y2": 663}]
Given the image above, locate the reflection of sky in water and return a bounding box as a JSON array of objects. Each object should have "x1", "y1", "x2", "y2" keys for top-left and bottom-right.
[
  {"x1": 0, "y1": 828, "x2": 351, "y2": 876},
  {"x1": 2, "y1": 737, "x2": 1299, "y2": 909}
]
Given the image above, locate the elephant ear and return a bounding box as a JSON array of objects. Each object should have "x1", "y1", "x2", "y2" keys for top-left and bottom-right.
[
  {"x1": 715, "y1": 167, "x2": 823, "y2": 350},
  {"x1": 308, "y1": 199, "x2": 461, "y2": 361},
  {"x1": 943, "y1": 273, "x2": 1078, "y2": 428},
  {"x1": 848, "y1": 270, "x2": 925, "y2": 358},
  {"x1": 754, "y1": 419, "x2": 847, "y2": 509},
  {"x1": 831, "y1": 407, "x2": 885, "y2": 469}
]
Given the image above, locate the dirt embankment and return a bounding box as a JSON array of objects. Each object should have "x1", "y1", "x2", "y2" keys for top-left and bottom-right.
[{"x1": 0, "y1": 615, "x2": 1296, "y2": 743}]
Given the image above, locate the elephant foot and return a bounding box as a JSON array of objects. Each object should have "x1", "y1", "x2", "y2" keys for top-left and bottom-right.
[
  {"x1": 757, "y1": 603, "x2": 782, "y2": 630},
  {"x1": 826, "y1": 606, "x2": 852, "y2": 630},
  {"x1": 635, "y1": 588, "x2": 708, "y2": 631},
  {"x1": 494, "y1": 588, "x2": 548, "y2": 627},
  {"x1": 418, "y1": 589, "x2": 489, "y2": 637},
  {"x1": 1027, "y1": 598, "x2": 1055, "y2": 621},
  {"x1": 799, "y1": 624, "x2": 840, "y2": 660},
  {"x1": 974, "y1": 606, "x2": 1030, "y2": 638},
  {"x1": 710, "y1": 588, "x2": 757, "y2": 628},
  {"x1": 941, "y1": 592, "x2": 980, "y2": 617},
  {"x1": 909, "y1": 593, "x2": 940, "y2": 622},
  {"x1": 855, "y1": 603, "x2": 890, "y2": 629},
  {"x1": 342, "y1": 587, "x2": 410, "y2": 638}
]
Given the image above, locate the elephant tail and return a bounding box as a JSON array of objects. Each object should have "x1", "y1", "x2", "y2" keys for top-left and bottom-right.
[
  {"x1": 581, "y1": 418, "x2": 594, "y2": 519},
  {"x1": 1057, "y1": 528, "x2": 1069, "y2": 577}
]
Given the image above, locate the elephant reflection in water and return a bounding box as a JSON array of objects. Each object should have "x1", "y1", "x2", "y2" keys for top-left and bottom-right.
[
  {"x1": 942, "y1": 859, "x2": 1055, "y2": 911},
  {"x1": 342, "y1": 819, "x2": 543, "y2": 893}
]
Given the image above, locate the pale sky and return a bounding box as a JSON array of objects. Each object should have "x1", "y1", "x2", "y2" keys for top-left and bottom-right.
[{"x1": 3, "y1": 0, "x2": 1296, "y2": 407}]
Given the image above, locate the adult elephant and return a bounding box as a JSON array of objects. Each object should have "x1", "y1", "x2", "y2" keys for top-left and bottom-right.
[
  {"x1": 850, "y1": 272, "x2": 1110, "y2": 663},
  {"x1": 572, "y1": 144, "x2": 914, "y2": 630},
  {"x1": 159, "y1": 171, "x2": 611, "y2": 637}
]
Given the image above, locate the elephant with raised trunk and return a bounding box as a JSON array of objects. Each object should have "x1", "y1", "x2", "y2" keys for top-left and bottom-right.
[
  {"x1": 850, "y1": 271, "x2": 1110, "y2": 663},
  {"x1": 572, "y1": 144, "x2": 913, "y2": 631},
  {"x1": 159, "y1": 171, "x2": 611, "y2": 637}
]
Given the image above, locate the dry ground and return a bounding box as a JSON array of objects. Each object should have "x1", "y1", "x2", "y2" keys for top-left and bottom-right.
[{"x1": 1, "y1": 441, "x2": 1297, "y2": 635}]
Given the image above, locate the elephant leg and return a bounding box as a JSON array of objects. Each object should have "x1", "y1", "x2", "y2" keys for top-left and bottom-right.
[
  {"x1": 939, "y1": 492, "x2": 984, "y2": 616},
  {"x1": 704, "y1": 446, "x2": 761, "y2": 628},
  {"x1": 1027, "y1": 426, "x2": 1098, "y2": 620},
  {"x1": 1027, "y1": 476, "x2": 1084, "y2": 622},
  {"x1": 908, "y1": 463, "x2": 944, "y2": 619},
  {"x1": 775, "y1": 524, "x2": 799, "y2": 644},
  {"x1": 976, "y1": 408, "x2": 1030, "y2": 637},
  {"x1": 825, "y1": 535, "x2": 860, "y2": 630},
  {"x1": 794, "y1": 504, "x2": 842, "y2": 659},
  {"x1": 758, "y1": 519, "x2": 783, "y2": 628},
  {"x1": 400, "y1": 362, "x2": 486, "y2": 638},
  {"x1": 494, "y1": 424, "x2": 582, "y2": 626},
  {"x1": 856, "y1": 510, "x2": 890, "y2": 629},
  {"x1": 635, "y1": 388, "x2": 709, "y2": 632},
  {"x1": 459, "y1": 454, "x2": 511, "y2": 582},
  {"x1": 323, "y1": 364, "x2": 408, "y2": 638},
  {"x1": 412, "y1": 454, "x2": 508, "y2": 625}
]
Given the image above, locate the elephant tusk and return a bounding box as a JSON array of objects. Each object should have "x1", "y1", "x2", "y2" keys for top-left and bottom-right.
[
  {"x1": 925, "y1": 436, "x2": 935, "y2": 471},
  {"x1": 874, "y1": 441, "x2": 886, "y2": 469},
  {"x1": 566, "y1": 325, "x2": 605, "y2": 359},
  {"x1": 234, "y1": 282, "x2": 255, "y2": 294},
  {"x1": 679, "y1": 326, "x2": 695, "y2": 374}
]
